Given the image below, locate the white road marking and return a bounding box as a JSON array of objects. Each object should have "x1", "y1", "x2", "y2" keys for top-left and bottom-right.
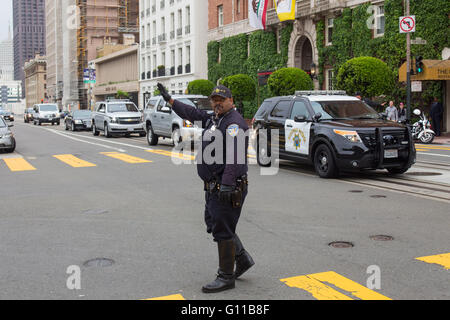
[{"x1": 44, "y1": 128, "x2": 127, "y2": 153}]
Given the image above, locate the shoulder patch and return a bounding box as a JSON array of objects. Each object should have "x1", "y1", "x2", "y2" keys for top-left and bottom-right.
[{"x1": 226, "y1": 124, "x2": 240, "y2": 137}]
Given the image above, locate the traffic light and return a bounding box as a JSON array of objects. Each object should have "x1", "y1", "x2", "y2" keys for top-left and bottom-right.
[{"x1": 416, "y1": 56, "x2": 424, "y2": 74}]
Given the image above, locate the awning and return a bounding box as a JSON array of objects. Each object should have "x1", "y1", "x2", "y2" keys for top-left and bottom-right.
[{"x1": 399, "y1": 59, "x2": 450, "y2": 82}]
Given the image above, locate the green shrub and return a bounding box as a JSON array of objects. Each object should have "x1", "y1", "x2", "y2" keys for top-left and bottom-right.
[
  {"x1": 187, "y1": 79, "x2": 215, "y2": 96},
  {"x1": 267, "y1": 68, "x2": 313, "y2": 96},
  {"x1": 336, "y1": 56, "x2": 394, "y2": 97},
  {"x1": 222, "y1": 74, "x2": 256, "y2": 115},
  {"x1": 116, "y1": 90, "x2": 129, "y2": 99}
]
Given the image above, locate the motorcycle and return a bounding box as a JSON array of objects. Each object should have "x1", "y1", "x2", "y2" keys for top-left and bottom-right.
[{"x1": 410, "y1": 109, "x2": 435, "y2": 144}]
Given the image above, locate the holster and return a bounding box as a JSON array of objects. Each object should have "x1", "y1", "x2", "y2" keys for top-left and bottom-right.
[
  {"x1": 231, "y1": 175, "x2": 248, "y2": 208},
  {"x1": 204, "y1": 175, "x2": 248, "y2": 208}
]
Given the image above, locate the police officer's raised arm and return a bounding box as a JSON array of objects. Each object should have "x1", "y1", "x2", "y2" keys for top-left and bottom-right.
[{"x1": 157, "y1": 83, "x2": 209, "y2": 125}]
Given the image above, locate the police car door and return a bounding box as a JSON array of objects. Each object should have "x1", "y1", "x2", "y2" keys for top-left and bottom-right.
[
  {"x1": 267, "y1": 100, "x2": 292, "y2": 153},
  {"x1": 285, "y1": 100, "x2": 312, "y2": 156}
]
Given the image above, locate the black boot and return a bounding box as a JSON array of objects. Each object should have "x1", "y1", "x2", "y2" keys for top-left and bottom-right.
[
  {"x1": 234, "y1": 234, "x2": 255, "y2": 279},
  {"x1": 202, "y1": 239, "x2": 235, "y2": 293}
]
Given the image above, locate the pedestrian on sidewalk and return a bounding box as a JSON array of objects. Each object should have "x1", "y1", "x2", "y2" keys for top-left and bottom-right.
[
  {"x1": 385, "y1": 101, "x2": 398, "y2": 122},
  {"x1": 156, "y1": 82, "x2": 255, "y2": 294},
  {"x1": 397, "y1": 102, "x2": 407, "y2": 123},
  {"x1": 430, "y1": 97, "x2": 443, "y2": 136}
]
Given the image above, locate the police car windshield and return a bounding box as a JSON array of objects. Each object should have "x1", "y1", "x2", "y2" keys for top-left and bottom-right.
[
  {"x1": 310, "y1": 100, "x2": 380, "y2": 120},
  {"x1": 108, "y1": 103, "x2": 138, "y2": 113},
  {"x1": 178, "y1": 98, "x2": 211, "y2": 111},
  {"x1": 0, "y1": 117, "x2": 5, "y2": 127}
]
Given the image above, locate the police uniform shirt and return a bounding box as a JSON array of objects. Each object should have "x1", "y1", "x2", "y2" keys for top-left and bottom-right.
[{"x1": 172, "y1": 99, "x2": 248, "y2": 186}]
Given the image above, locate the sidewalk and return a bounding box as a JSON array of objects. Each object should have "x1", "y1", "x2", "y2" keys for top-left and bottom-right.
[{"x1": 432, "y1": 133, "x2": 450, "y2": 145}]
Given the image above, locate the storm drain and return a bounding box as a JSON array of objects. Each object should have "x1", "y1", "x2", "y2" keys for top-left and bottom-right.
[
  {"x1": 83, "y1": 209, "x2": 109, "y2": 215},
  {"x1": 370, "y1": 235, "x2": 394, "y2": 241},
  {"x1": 83, "y1": 258, "x2": 115, "y2": 268},
  {"x1": 328, "y1": 241, "x2": 354, "y2": 248}
]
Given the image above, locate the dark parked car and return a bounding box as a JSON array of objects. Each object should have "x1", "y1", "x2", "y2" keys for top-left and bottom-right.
[
  {"x1": 253, "y1": 91, "x2": 416, "y2": 178},
  {"x1": 0, "y1": 116, "x2": 15, "y2": 153},
  {"x1": 65, "y1": 110, "x2": 93, "y2": 131},
  {"x1": 0, "y1": 107, "x2": 14, "y2": 122}
]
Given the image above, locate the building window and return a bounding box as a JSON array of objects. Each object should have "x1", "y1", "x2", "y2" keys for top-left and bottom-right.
[
  {"x1": 326, "y1": 18, "x2": 333, "y2": 46},
  {"x1": 326, "y1": 69, "x2": 335, "y2": 90},
  {"x1": 236, "y1": 0, "x2": 241, "y2": 14},
  {"x1": 375, "y1": 5, "x2": 385, "y2": 37},
  {"x1": 218, "y1": 5, "x2": 224, "y2": 27},
  {"x1": 276, "y1": 27, "x2": 282, "y2": 53}
]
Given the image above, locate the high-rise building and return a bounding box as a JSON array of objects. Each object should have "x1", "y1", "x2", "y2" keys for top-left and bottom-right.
[
  {"x1": 0, "y1": 26, "x2": 14, "y2": 81},
  {"x1": 46, "y1": 0, "x2": 139, "y2": 110},
  {"x1": 139, "y1": 0, "x2": 208, "y2": 105},
  {"x1": 13, "y1": 0, "x2": 46, "y2": 98}
]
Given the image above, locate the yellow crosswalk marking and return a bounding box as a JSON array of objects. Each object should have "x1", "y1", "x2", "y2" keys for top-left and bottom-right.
[
  {"x1": 416, "y1": 253, "x2": 450, "y2": 270},
  {"x1": 100, "y1": 152, "x2": 152, "y2": 164},
  {"x1": 415, "y1": 144, "x2": 450, "y2": 151},
  {"x1": 143, "y1": 294, "x2": 185, "y2": 300},
  {"x1": 53, "y1": 154, "x2": 96, "y2": 168},
  {"x1": 3, "y1": 158, "x2": 36, "y2": 172},
  {"x1": 280, "y1": 271, "x2": 392, "y2": 300},
  {"x1": 146, "y1": 149, "x2": 195, "y2": 161}
]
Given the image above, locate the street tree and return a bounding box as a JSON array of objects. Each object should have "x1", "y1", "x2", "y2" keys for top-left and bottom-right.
[
  {"x1": 221, "y1": 74, "x2": 256, "y2": 115},
  {"x1": 187, "y1": 79, "x2": 215, "y2": 97},
  {"x1": 336, "y1": 56, "x2": 394, "y2": 98},
  {"x1": 267, "y1": 68, "x2": 313, "y2": 97}
]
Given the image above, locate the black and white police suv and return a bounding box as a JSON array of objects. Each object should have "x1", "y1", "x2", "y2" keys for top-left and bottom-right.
[{"x1": 253, "y1": 91, "x2": 416, "y2": 178}]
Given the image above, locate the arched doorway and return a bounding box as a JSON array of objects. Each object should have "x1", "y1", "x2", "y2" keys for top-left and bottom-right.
[{"x1": 294, "y1": 36, "x2": 313, "y2": 73}]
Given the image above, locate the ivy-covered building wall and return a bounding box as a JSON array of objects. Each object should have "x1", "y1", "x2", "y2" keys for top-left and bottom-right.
[
  {"x1": 208, "y1": 24, "x2": 293, "y2": 118},
  {"x1": 207, "y1": 0, "x2": 449, "y2": 118},
  {"x1": 317, "y1": 0, "x2": 449, "y2": 111}
]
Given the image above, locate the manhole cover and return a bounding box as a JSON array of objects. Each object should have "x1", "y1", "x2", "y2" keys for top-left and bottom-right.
[
  {"x1": 328, "y1": 241, "x2": 354, "y2": 248},
  {"x1": 406, "y1": 172, "x2": 443, "y2": 176},
  {"x1": 349, "y1": 190, "x2": 363, "y2": 193},
  {"x1": 83, "y1": 258, "x2": 115, "y2": 267},
  {"x1": 370, "y1": 235, "x2": 394, "y2": 241},
  {"x1": 83, "y1": 209, "x2": 109, "y2": 215},
  {"x1": 370, "y1": 195, "x2": 387, "y2": 198}
]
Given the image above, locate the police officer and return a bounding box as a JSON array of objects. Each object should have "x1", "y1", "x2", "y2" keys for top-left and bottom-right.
[{"x1": 157, "y1": 83, "x2": 254, "y2": 293}]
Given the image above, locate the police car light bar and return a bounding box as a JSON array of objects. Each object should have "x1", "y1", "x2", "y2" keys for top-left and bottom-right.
[{"x1": 295, "y1": 90, "x2": 347, "y2": 96}]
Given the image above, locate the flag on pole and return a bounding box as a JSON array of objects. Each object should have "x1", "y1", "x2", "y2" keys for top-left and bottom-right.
[
  {"x1": 274, "y1": 0, "x2": 296, "y2": 21},
  {"x1": 249, "y1": 0, "x2": 269, "y2": 30}
]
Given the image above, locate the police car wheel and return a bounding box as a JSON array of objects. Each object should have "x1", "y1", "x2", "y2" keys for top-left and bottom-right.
[
  {"x1": 256, "y1": 133, "x2": 271, "y2": 167},
  {"x1": 314, "y1": 144, "x2": 338, "y2": 178}
]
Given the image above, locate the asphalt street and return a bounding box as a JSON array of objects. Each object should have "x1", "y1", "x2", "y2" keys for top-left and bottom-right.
[{"x1": 0, "y1": 120, "x2": 449, "y2": 300}]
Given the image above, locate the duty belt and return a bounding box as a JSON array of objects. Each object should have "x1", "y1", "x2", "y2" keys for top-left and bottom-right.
[{"x1": 204, "y1": 174, "x2": 248, "y2": 193}]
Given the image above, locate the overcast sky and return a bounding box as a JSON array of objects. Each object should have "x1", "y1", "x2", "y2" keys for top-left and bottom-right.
[{"x1": 0, "y1": 1, "x2": 13, "y2": 41}]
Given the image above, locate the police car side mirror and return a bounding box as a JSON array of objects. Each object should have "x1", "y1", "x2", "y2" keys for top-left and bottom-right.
[
  {"x1": 313, "y1": 113, "x2": 322, "y2": 122},
  {"x1": 294, "y1": 115, "x2": 307, "y2": 122}
]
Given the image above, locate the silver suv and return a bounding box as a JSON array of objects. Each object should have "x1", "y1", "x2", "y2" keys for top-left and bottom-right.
[
  {"x1": 91, "y1": 99, "x2": 145, "y2": 138},
  {"x1": 143, "y1": 95, "x2": 212, "y2": 146},
  {"x1": 33, "y1": 104, "x2": 60, "y2": 126}
]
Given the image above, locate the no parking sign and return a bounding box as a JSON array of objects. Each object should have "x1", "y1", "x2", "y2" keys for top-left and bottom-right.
[{"x1": 399, "y1": 16, "x2": 416, "y2": 33}]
